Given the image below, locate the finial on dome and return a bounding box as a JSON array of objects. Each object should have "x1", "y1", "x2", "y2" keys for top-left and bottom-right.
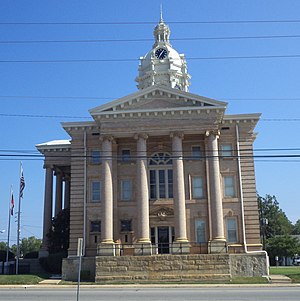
[{"x1": 160, "y1": 4, "x2": 164, "y2": 23}]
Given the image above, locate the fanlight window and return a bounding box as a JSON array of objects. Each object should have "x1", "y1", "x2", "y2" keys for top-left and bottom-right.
[{"x1": 149, "y1": 152, "x2": 172, "y2": 165}]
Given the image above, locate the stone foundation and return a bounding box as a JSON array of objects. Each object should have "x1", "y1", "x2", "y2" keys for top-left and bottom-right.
[
  {"x1": 230, "y1": 253, "x2": 269, "y2": 277},
  {"x1": 62, "y1": 253, "x2": 268, "y2": 282},
  {"x1": 62, "y1": 257, "x2": 95, "y2": 281}
]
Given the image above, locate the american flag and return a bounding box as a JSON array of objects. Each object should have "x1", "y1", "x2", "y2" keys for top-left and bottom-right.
[
  {"x1": 10, "y1": 191, "x2": 14, "y2": 216},
  {"x1": 20, "y1": 165, "x2": 25, "y2": 198}
]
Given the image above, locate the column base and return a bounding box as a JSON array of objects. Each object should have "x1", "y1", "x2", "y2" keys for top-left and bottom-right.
[
  {"x1": 208, "y1": 240, "x2": 227, "y2": 254},
  {"x1": 171, "y1": 241, "x2": 190, "y2": 254},
  {"x1": 134, "y1": 241, "x2": 152, "y2": 255},
  {"x1": 97, "y1": 242, "x2": 116, "y2": 256}
]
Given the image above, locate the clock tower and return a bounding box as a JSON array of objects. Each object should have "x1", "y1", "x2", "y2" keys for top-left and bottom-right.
[{"x1": 135, "y1": 14, "x2": 191, "y2": 91}]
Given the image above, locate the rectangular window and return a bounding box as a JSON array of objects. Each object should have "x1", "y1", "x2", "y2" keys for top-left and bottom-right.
[
  {"x1": 159, "y1": 170, "x2": 166, "y2": 198},
  {"x1": 91, "y1": 150, "x2": 101, "y2": 164},
  {"x1": 90, "y1": 220, "x2": 101, "y2": 232},
  {"x1": 120, "y1": 220, "x2": 132, "y2": 232},
  {"x1": 122, "y1": 149, "x2": 131, "y2": 162},
  {"x1": 168, "y1": 170, "x2": 173, "y2": 198},
  {"x1": 221, "y1": 144, "x2": 232, "y2": 157},
  {"x1": 224, "y1": 176, "x2": 235, "y2": 197},
  {"x1": 195, "y1": 219, "x2": 206, "y2": 243},
  {"x1": 150, "y1": 169, "x2": 173, "y2": 199},
  {"x1": 192, "y1": 176, "x2": 204, "y2": 199},
  {"x1": 150, "y1": 170, "x2": 157, "y2": 199},
  {"x1": 191, "y1": 146, "x2": 202, "y2": 159},
  {"x1": 92, "y1": 181, "x2": 101, "y2": 202},
  {"x1": 227, "y1": 218, "x2": 237, "y2": 243},
  {"x1": 121, "y1": 179, "x2": 132, "y2": 201}
]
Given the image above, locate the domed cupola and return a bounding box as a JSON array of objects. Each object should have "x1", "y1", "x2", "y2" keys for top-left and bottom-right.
[
  {"x1": 153, "y1": 14, "x2": 171, "y2": 47},
  {"x1": 135, "y1": 13, "x2": 191, "y2": 92}
]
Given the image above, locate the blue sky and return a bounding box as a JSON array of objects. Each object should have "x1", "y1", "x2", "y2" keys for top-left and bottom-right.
[{"x1": 1, "y1": 0, "x2": 300, "y2": 244}]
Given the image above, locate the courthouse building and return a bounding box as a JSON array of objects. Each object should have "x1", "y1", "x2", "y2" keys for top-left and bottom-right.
[{"x1": 37, "y1": 16, "x2": 266, "y2": 279}]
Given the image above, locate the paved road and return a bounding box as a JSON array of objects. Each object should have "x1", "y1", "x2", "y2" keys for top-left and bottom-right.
[{"x1": 1, "y1": 286, "x2": 300, "y2": 301}]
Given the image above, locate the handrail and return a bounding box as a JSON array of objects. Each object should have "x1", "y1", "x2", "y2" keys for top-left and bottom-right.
[{"x1": 97, "y1": 241, "x2": 233, "y2": 256}]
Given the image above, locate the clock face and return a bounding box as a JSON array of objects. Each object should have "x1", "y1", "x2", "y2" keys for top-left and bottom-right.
[{"x1": 155, "y1": 48, "x2": 168, "y2": 59}]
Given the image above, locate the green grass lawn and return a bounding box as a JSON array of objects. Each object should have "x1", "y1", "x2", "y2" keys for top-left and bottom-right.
[
  {"x1": 0, "y1": 274, "x2": 45, "y2": 285},
  {"x1": 270, "y1": 266, "x2": 300, "y2": 283}
]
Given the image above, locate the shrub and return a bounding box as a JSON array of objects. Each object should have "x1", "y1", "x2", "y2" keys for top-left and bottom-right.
[
  {"x1": 24, "y1": 251, "x2": 39, "y2": 259},
  {"x1": 39, "y1": 252, "x2": 67, "y2": 274},
  {"x1": 0, "y1": 250, "x2": 15, "y2": 261},
  {"x1": 80, "y1": 270, "x2": 91, "y2": 281}
]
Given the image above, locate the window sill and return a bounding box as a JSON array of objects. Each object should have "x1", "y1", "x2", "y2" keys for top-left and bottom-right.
[{"x1": 223, "y1": 197, "x2": 239, "y2": 202}]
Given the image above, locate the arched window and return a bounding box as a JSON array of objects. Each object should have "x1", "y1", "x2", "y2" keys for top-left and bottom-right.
[{"x1": 149, "y1": 153, "x2": 173, "y2": 199}]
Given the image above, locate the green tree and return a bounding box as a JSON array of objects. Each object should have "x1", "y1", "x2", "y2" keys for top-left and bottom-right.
[
  {"x1": 20, "y1": 236, "x2": 42, "y2": 256},
  {"x1": 258, "y1": 194, "x2": 293, "y2": 239},
  {"x1": 266, "y1": 235, "x2": 300, "y2": 265},
  {"x1": 9, "y1": 237, "x2": 41, "y2": 257},
  {"x1": 292, "y1": 219, "x2": 300, "y2": 235},
  {"x1": 0, "y1": 241, "x2": 7, "y2": 250},
  {"x1": 47, "y1": 208, "x2": 70, "y2": 254}
]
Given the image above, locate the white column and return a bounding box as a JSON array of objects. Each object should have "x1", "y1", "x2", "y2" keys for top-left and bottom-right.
[
  {"x1": 41, "y1": 166, "x2": 53, "y2": 253},
  {"x1": 101, "y1": 136, "x2": 114, "y2": 244},
  {"x1": 135, "y1": 134, "x2": 150, "y2": 243},
  {"x1": 206, "y1": 131, "x2": 226, "y2": 243},
  {"x1": 54, "y1": 170, "x2": 63, "y2": 217},
  {"x1": 171, "y1": 132, "x2": 188, "y2": 242}
]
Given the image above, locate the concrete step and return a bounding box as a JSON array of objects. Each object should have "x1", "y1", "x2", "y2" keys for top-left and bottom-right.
[{"x1": 269, "y1": 275, "x2": 292, "y2": 284}]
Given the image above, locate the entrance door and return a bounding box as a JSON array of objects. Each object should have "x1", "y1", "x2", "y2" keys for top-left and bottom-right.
[
  {"x1": 157, "y1": 226, "x2": 169, "y2": 254},
  {"x1": 151, "y1": 226, "x2": 174, "y2": 254}
]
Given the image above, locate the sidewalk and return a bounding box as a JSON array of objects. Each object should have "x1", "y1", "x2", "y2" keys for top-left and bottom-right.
[{"x1": 268, "y1": 274, "x2": 292, "y2": 284}]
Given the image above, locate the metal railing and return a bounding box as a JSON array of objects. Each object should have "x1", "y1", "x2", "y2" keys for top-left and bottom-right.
[{"x1": 97, "y1": 241, "x2": 230, "y2": 256}]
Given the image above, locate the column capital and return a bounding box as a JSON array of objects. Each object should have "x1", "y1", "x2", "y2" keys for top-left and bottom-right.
[
  {"x1": 43, "y1": 164, "x2": 53, "y2": 170},
  {"x1": 170, "y1": 131, "x2": 184, "y2": 139},
  {"x1": 100, "y1": 135, "x2": 115, "y2": 143},
  {"x1": 134, "y1": 133, "x2": 148, "y2": 140},
  {"x1": 205, "y1": 130, "x2": 220, "y2": 138},
  {"x1": 54, "y1": 168, "x2": 63, "y2": 176}
]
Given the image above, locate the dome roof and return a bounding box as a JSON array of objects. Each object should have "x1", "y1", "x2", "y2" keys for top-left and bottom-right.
[
  {"x1": 135, "y1": 17, "x2": 191, "y2": 92},
  {"x1": 141, "y1": 44, "x2": 182, "y2": 68}
]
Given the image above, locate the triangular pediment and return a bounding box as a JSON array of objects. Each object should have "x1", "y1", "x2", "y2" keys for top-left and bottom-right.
[
  {"x1": 89, "y1": 85, "x2": 227, "y2": 117},
  {"x1": 149, "y1": 206, "x2": 174, "y2": 218}
]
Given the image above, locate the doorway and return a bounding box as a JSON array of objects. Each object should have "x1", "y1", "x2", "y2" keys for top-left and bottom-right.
[{"x1": 151, "y1": 226, "x2": 174, "y2": 254}]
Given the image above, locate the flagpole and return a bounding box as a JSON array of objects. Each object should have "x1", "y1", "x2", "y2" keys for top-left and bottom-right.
[
  {"x1": 16, "y1": 177, "x2": 21, "y2": 274},
  {"x1": 16, "y1": 162, "x2": 25, "y2": 275},
  {"x1": 6, "y1": 186, "x2": 12, "y2": 271}
]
